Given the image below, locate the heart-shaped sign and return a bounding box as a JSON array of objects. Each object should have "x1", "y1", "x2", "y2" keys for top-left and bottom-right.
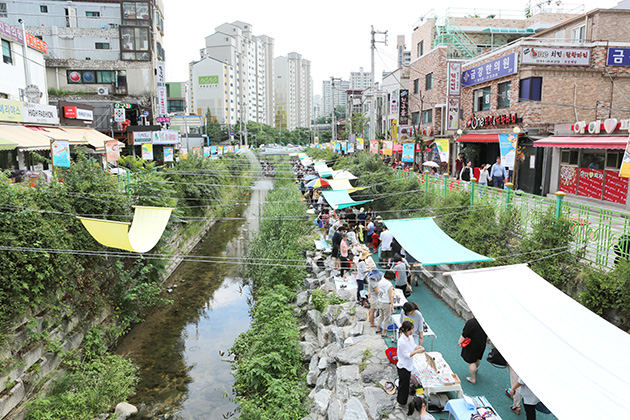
[{"x1": 604, "y1": 118, "x2": 618, "y2": 134}]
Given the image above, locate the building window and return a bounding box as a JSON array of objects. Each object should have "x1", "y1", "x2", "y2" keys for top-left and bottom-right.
[
  {"x1": 67, "y1": 70, "x2": 116, "y2": 84},
  {"x1": 413, "y1": 79, "x2": 419, "y2": 94},
  {"x1": 95, "y1": 42, "x2": 110, "y2": 50},
  {"x1": 122, "y1": 1, "x2": 149, "y2": 20},
  {"x1": 86, "y1": 11, "x2": 100, "y2": 17},
  {"x1": 417, "y1": 40, "x2": 424, "y2": 57},
  {"x1": 561, "y1": 150, "x2": 579, "y2": 165},
  {"x1": 519, "y1": 77, "x2": 542, "y2": 102},
  {"x1": 0, "y1": 3, "x2": 6, "y2": 18},
  {"x1": 580, "y1": 150, "x2": 605, "y2": 170},
  {"x1": 498, "y1": 81, "x2": 511, "y2": 109},
  {"x1": 2, "y1": 39, "x2": 12, "y2": 64},
  {"x1": 422, "y1": 109, "x2": 432, "y2": 124},
  {"x1": 572, "y1": 25, "x2": 585, "y2": 42},
  {"x1": 411, "y1": 111, "x2": 420, "y2": 126},
  {"x1": 96, "y1": 70, "x2": 115, "y2": 83},
  {"x1": 167, "y1": 99, "x2": 185, "y2": 113},
  {"x1": 425, "y1": 72, "x2": 433, "y2": 90},
  {"x1": 473, "y1": 87, "x2": 491, "y2": 112},
  {"x1": 40, "y1": 5, "x2": 48, "y2": 13}
]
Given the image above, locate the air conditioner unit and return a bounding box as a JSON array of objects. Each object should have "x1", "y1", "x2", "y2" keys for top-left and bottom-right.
[{"x1": 97, "y1": 87, "x2": 109, "y2": 95}]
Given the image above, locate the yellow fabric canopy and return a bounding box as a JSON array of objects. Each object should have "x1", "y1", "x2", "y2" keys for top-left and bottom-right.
[
  {"x1": 79, "y1": 206, "x2": 173, "y2": 253},
  {"x1": 327, "y1": 178, "x2": 366, "y2": 193}
]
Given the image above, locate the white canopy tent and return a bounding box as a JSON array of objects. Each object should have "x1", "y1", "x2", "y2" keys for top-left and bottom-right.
[{"x1": 448, "y1": 264, "x2": 630, "y2": 419}]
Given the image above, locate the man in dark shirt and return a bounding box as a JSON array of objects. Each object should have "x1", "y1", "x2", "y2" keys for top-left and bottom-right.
[
  {"x1": 332, "y1": 226, "x2": 346, "y2": 271},
  {"x1": 455, "y1": 153, "x2": 464, "y2": 177}
]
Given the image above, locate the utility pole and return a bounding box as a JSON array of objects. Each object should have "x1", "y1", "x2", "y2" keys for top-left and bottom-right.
[
  {"x1": 370, "y1": 26, "x2": 387, "y2": 140},
  {"x1": 331, "y1": 76, "x2": 336, "y2": 143}
]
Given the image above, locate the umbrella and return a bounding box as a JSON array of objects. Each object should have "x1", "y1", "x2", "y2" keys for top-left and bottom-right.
[
  {"x1": 422, "y1": 161, "x2": 439, "y2": 168},
  {"x1": 306, "y1": 178, "x2": 330, "y2": 189},
  {"x1": 304, "y1": 174, "x2": 318, "y2": 181}
]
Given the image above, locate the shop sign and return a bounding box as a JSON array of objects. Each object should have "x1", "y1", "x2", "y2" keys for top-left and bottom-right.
[
  {"x1": 447, "y1": 97, "x2": 460, "y2": 130},
  {"x1": 0, "y1": 21, "x2": 24, "y2": 44},
  {"x1": 133, "y1": 131, "x2": 152, "y2": 145},
  {"x1": 399, "y1": 90, "x2": 409, "y2": 125},
  {"x1": 152, "y1": 129, "x2": 179, "y2": 145},
  {"x1": 390, "y1": 95, "x2": 398, "y2": 115},
  {"x1": 466, "y1": 113, "x2": 518, "y2": 130},
  {"x1": 24, "y1": 33, "x2": 47, "y2": 54},
  {"x1": 577, "y1": 168, "x2": 604, "y2": 200},
  {"x1": 607, "y1": 48, "x2": 630, "y2": 66},
  {"x1": 462, "y1": 52, "x2": 518, "y2": 87},
  {"x1": 64, "y1": 106, "x2": 93, "y2": 121},
  {"x1": 0, "y1": 98, "x2": 23, "y2": 122},
  {"x1": 114, "y1": 103, "x2": 131, "y2": 109},
  {"x1": 157, "y1": 86, "x2": 167, "y2": 116},
  {"x1": 447, "y1": 62, "x2": 462, "y2": 97},
  {"x1": 156, "y1": 117, "x2": 170, "y2": 123},
  {"x1": 573, "y1": 118, "x2": 630, "y2": 134},
  {"x1": 604, "y1": 171, "x2": 628, "y2": 204},
  {"x1": 22, "y1": 103, "x2": 59, "y2": 125},
  {"x1": 521, "y1": 47, "x2": 590, "y2": 66}
]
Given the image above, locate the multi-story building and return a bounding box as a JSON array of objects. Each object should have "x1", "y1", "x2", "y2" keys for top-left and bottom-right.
[
  {"x1": 312, "y1": 94, "x2": 322, "y2": 121},
  {"x1": 166, "y1": 82, "x2": 188, "y2": 114},
  {"x1": 198, "y1": 21, "x2": 274, "y2": 126},
  {"x1": 322, "y1": 78, "x2": 350, "y2": 116},
  {"x1": 0, "y1": 0, "x2": 166, "y2": 135},
  {"x1": 274, "y1": 52, "x2": 312, "y2": 130},
  {"x1": 189, "y1": 56, "x2": 236, "y2": 125},
  {"x1": 397, "y1": 35, "x2": 411, "y2": 68},
  {"x1": 350, "y1": 67, "x2": 372, "y2": 90}
]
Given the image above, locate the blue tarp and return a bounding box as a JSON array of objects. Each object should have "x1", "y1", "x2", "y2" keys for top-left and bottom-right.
[
  {"x1": 383, "y1": 217, "x2": 493, "y2": 265},
  {"x1": 322, "y1": 189, "x2": 371, "y2": 210}
]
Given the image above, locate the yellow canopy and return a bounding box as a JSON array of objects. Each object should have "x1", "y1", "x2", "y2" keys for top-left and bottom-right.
[
  {"x1": 78, "y1": 206, "x2": 173, "y2": 253},
  {"x1": 327, "y1": 178, "x2": 366, "y2": 193}
]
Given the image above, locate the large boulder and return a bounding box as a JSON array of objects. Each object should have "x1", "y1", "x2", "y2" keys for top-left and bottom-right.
[
  {"x1": 314, "y1": 370, "x2": 329, "y2": 392},
  {"x1": 114, "y1": 402, "x2": 138, "y2": 420},
  {"x1": 364, "y1": 386, "x2": 396, "y2": 420},
  {"x1": 343, "y1": 397, "x2": 369, "y2": 420},
  {"x1": 329, "y1": 326, "x2": 345, "y2": 347},
  {"x1": 299, "y1": 341, "x2": 318, "y2": 362},
  {"x1": 312, "y1": 389, "x2": 332, "y2": 415},
  {"x1": 335, "y1": 365, "x2": 363, "y2": 401},
  {"x1": 296, "y1": 291, "x2": 309, "y2": 307},
  {"x1": 304, "y1": 277, "x2": 320, "y2": 290},
  {"x1": 348, "y1": 322, "x2": 364, "y2": 337},
  {"x1": 307, "y1": 356, "x2": 320, "y2": 386},
  {"x1": 306, "y1": 309, "x2": 319, "y2": 332},
  {"x1": 336, "y1": 346, "x2": 365, "y2": 365},
  {"x1": 327, "y1": 397, "x2": 342, "y2": 420}
]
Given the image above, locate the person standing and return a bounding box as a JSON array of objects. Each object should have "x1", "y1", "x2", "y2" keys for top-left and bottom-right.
[
  {"x1": 488, "y1": 156, "x2": 508, "y2": 189},
  {"x1": 340, "y1": 233, "x2": 350, "y2": 279},
  {"x1": 392, "y1": 255, "x2": 408, "y2": 293},
  {"x1": 478, "y1": 164, "x2": 490, "y2": 192},
  {"x1": 355, "y1": 249, "x2": 370, "y2": 303},
  {"x1": 454, "y1": 153, "x2": 464, "y2": 177},
  {"x1": 396, "y1": 321, "x2": 426, "y2": 407},
  {"x1": 506, "y1": 364, "x2": 522, "y2": 415},
  {"x1": 332, "y1": 226, "x2": 346, "y2": 272},
  {"x1": 380, "y1": 225, "x2": 394, "y2": 266},
  {"x1": 459, "y1": 161, "x2": 473, "y2": 181},
  {"x1": 358, "y1": 207, "x2": 367, "y2": 226},
  {"x1": 402, "y1": 302, "x2": 424, "y2": 345},
  {"x1": 458, "y1": 315, "x2": 487, "y2": 384},
  {"x1": 375, "y1": 271, "x2": 395, "y2": 338},
  {"x1": 509, "y1": 378, "x2": 543, "y2": 420},
  {"x1": 366, "y1": 217, "x2": 375, "y2": 247},
  {"x1": 367, "y1": 268, "x2": 381, "y2": 327}
]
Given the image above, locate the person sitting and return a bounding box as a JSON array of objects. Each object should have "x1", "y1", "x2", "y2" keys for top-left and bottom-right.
[{"x1": 407, "y1": 396, "x2": 435, "y2": 419}]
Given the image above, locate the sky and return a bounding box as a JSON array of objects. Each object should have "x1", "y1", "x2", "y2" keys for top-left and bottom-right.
[{"x1": 163, "y1": 0, "x2": 618, "y2": 97}]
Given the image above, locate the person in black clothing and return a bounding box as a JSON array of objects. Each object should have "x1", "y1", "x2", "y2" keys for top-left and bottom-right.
[
  {"x1": 332, "y1": 226, "x2": 346, "y2": 271},
  {"x1": 458, "y1": 315, "x2": 488, "y2": 384},
  {"x1": 460, "y1": 161, "x2": 473, "y2": 182}
]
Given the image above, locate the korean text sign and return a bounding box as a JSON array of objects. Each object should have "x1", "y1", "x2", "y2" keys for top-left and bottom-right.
[{"x1": 462, "y1": 53, "x2": 518, "y2": 87}]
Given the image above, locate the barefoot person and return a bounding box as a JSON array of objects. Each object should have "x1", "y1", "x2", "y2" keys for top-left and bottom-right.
[{"x1": 458, "y1": 315, "x2": 487, "y2": 384}]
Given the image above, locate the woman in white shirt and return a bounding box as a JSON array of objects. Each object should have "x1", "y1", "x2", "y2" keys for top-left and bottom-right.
[{"x1": 396, "y1": 320, "x2": 426, "y2": 407}]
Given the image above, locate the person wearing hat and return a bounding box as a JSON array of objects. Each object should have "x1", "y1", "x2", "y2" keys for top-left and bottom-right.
[
  {"x1": 366, "y1": 268, "x2": 382, "y2": 327},
  {"x1": 355, "y1": 249, "x2": 370, "y2": 303},
  {"x1": 358, "y1": 207, "x2": 367, "y2": 226}
]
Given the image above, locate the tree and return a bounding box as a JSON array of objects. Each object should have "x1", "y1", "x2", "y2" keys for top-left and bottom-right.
[
  {"x1": 350, "y1": 113, "x2": 369, "y2": 136},
  {"x1": 204, "y1": 108, "x2": 227, "y2": 144},
  {"x1": 334, "y1": 105, "x2": 346, "y2": 121}
]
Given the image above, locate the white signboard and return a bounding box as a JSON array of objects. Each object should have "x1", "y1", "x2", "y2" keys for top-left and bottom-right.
[
  {"x1": 76, "y1": 108, "x2": 93, "y2": 121},
  {"x1": 21, "y1": 103, "x2": 59, "y2": 124},
  {"x1": 156, "y1": 61, "x2": 166, "y2": 85},
  {"x1": 152, "y1": 129, "x2": 180, "y2": 145},
  {"x1": 157, "y1": 86, "x2": 167, "y2": 116},
  {"x1": 521, "y1": 47, "x2": 590, "y2": 66},
  {"x1": 132, "y1": 131, "x2": 152, "y2": 145},
  {"x1": 447, "y1": 62, "x2": 462, "y2": 97},
  {"x1": 114, "y1": 108, "x2": 125, "y2": 123}
]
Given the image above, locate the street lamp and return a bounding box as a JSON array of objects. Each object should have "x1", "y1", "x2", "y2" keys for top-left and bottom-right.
[{"x1": 513, "y1": 126, "x2": 521, "y2": 134}]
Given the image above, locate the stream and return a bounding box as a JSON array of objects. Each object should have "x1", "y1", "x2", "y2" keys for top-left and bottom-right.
[{"x1": 115, "y1": 176, "x2": 272, "y2": 420}]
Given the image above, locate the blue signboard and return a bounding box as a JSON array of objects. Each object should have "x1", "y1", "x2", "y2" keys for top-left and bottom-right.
[
  {"x1": 462, "y1": 53, "x2": 519, "y2": 87},
  {"x1": 607, "y1": 48, "x2": 630, "y2": 66}
]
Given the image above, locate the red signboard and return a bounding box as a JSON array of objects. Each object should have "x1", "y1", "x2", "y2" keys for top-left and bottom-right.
[
  {"x1": 64, "y1": 106, "x2": 77, "y2": 119},
  {"x1": 577, "y1": 168, "x2": 604, "y2": 199},
  {"x1": 25, "y1": 33, "x2": 47, "y2": 54},
  {"x1": 604, "y1": 170, "x2": 628, "y2": 204},
  {"x1": 559, "y1": 166, "x2": 578, "y2": 194}
]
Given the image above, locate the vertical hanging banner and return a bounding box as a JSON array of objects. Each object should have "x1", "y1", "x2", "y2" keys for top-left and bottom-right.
[
  {"x1": 105, "y1": 140, "x2": 121, "y2": 163},
  {"x1": 402, "y1": 143, "x2": 414, "y2": 163},
  {"x1": 51, "y1": 140, "x2": 70, "y2": 167},
  {"x1": 370, "y1": 140, "x2": 379, "y2": 154},
  {"x1": 447, "y1": 62, "x2": 462, "y2": 97},
  {"x1": 390, "y1": 94, "x2": 398, "y2": 115},
  {"x1": 356, "y1": 138, "x2": 364, "y2": 150},
  {"x1": 341, "y1": 141, "x2": 348, "y2": 152},
  {"x1": 335, "y1": 142, "x2": 341, "y2": 152},
  {"x1": 620, "y1": 135, "x2": 630, "y2": 178},
  {"x1": 399, "y1": 90, "x2": 409, "y2": 125},
  {"x1": 348, "y1": 142, "x2": 355, "y2": 153},
  {"x1": 157, "y1": 86, "x2": 167, "y2": 116},
  {"x1": 164, "y1": 147, "x2": 174, "y2": 162},
  {"x1": 210, "y1": 145, "x2": 217, "y2": 155},
  {"x1": 382, "y1": 140, "x2": 393, "y2": 156},
  {"x1": 180, "y1": 147, "x2": 188, "y2": 159},
  {"x1": 217, "y1": 146, "x2": 224, "y2": 156},
  {"x1": 447, "y1": 97, "x2": 460, "y2": 131},
  {"x1": 390, "y1": 119, "x2": 398, "y2": 142},
  {"x1": 435, "y1": 138, "x2": 450, "y2": 163},
  {"x1": 141, "y1": 143, "x2": 154, "y2": 160},
  {"x1": 498, "y1": 134, "x2": 517, "y2": 170},
  {"x1": 203, "y1": 147, "x2": 210, "y2": 157}
]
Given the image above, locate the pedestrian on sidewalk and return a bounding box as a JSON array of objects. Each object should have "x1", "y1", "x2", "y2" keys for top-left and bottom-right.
[
  {"x1": 397, "y1": 321, "x2": 426, "y2": 407},
  {"x1": 489, "y1": 156, "x2": 508, "y2": 189},
  {"x1": 402, "y1": 302, "x2": 424, "y2": 346},
  {"x1": 380, "y1": 225, "x2": 394, "y2": 266},
  {"x1": 506, "y1": 364, "x2": 522, "y2": 415},
  {"x1": 375, "y1": 271, "x2": 395, "y2": 338},
  {"x1": 367, "y1": 268, "x2": 382, "y2": 327},
  {"x1": 459, "y1": 161, "x2": 473, "y2": 182},
  {"x1": 458, "y1": 315, "x2": 487, "y2": 384},
  {"x1": 340, "y1": 233, "x2": 350, "y2": 279},
  {"x1": 392, "y1": 255, "x2": 408, "y2": 293},
  {"x1": 366, "y1": 217, "x2": 375, "y2": 246},
  {"x1": 509, "y1": 377, "x2": 547, "y2": 420},
  {"x1": 454, "y1": 153, "x2": 464, "y2": 177},
  {"x1": 332, "y1": 225, "x2": 346, "y2": 272}
]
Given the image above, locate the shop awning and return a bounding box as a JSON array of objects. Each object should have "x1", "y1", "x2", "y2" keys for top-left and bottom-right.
[
  {"x1": 0, "y1": 137, "x2": 18, "y2": 150},
  {"x1": 534, "y1": 136, "x2": 627, "y2": 149},
  {"x1": 327, "y1": 178, "x2": 365, "y2": 193},
  {"x1": 0, "y1": 124, "x2": 53, "y2": 151},
  {"x1": 322, "y1": 189, "x2": 371, "y2": 210},
  {"x1": 456, "y1": 134, "x2": 499, "y2": 143},
  {"x1": 332, "y1": 169, "x2": 357, "y2": 180},
  {"x1": 383, "y1": 217, "x2": 493, "y2": 265},
  {"x1": 448, "y1": 264, "x2": 630, "y2": 419}
]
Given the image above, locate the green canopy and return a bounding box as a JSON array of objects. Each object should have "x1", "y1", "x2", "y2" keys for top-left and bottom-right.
[
  {"x1": 383, "y1": 217, "x2": 493, "y2": 265},
  {"x1": 0, "y1": 136, "x2": 18, "y2": 151},
  {"x1": 322, "y1": 189, "x2": 371, "y2": 210}
]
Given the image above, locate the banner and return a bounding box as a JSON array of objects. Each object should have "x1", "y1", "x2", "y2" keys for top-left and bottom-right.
[
  {"x1": 390, "y1": 94, "x2": 398, "y2": 115},
  {"x1": 435, "y1": 139, "x2": 450, "y2": 163},
  {"x1": 335, "y1": 142, "x2": 341, "y2": 152},
  {"x1": 133, "y1": 131, "x2": 152, "y2": 145},
  {"x1": 462, "y1": 52, "x2": 518, "y2": 87},
  {"x1": 217, "y1": 146, "x2": 224, "y2": 156},
  {"x1": 399, "y1": 90, "x2": 409, "y2": 125},
  {"x1": 51, "y1": 140, "x2": 70, "y2": 167},
  {"x1": 382, "y1": 140, "x2": 393, "y2": 156},
  {"x1": 619, "y1": 135, "x2": 630, "y2": 178},
  {"x1": 604, "y1": 171, "x2": 628, "y2": 204},
  {"x1": 402, "y1": 143, "x2": 414, "y2": 163},
  {"x1": 390, "y1": 119, "x2": 398, "y2": 142},
  {"x1": 210, "y1": 145, "x2": 217, "y2": 155},
  {"x1": 370, "y1": 140, "x2": 379, "y2": 154},
  {"x1": 577, "y1": 168, "x2": 604, "y2": 199},
  {"x1": 203, "y1": 147, "x2": 210, "y2": 157},
  {"x1": 164, "y1": 147, "x2": 174, "y2": 162},
  {"x1": 348, "y1": 142, "x2": 354, "y2": 153},
  {"x1": 141, "y1": 143, "x2": 154, "y2": 160},
  {"x1": 22, "y1": 103, "x2": 59, "y2": 125},
  {"x1": 357, "y1": 138, "x2": 364, "y2": 150},
  {"x1": 0, "y1": 98, "x2": 23, "y2": 122},
  {"x1": 180, "y1": 147, "x2": 188, "y2": 159},
  {"x1": 447, "y1": 97, "x2": 460, "y2": 130},
  {"x1": 105, "y1": 140, "x2": 120, "y2": 163},
  {"x1": 498, "y1": 133, "x2": 517, "y2": 170},
  {"x1": 522, "y1": 47, "x2": 590, "y2": 66},
  {"x1": 447, "y1": 62, "x2": 462, "y2": 97}
]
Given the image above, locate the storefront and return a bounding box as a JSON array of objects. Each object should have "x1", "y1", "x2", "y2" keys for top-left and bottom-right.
[{"x1": 535, "y1": 127, "x2": 629, "y2": 206}]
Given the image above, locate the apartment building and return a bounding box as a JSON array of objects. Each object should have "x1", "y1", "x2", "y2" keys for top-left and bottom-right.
[
  {"x1": 322, "y1": 78, "x2": 350, "y2": 116},
  {"x1": 274, "y1": 52, "x2": 312, "y2": 130},
  {"x1": 350, "y1": 67, "x2": 372, "y2": 90},
  {"x1": 189, "y1": 56, "x2": 236, "y2": 125}
]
